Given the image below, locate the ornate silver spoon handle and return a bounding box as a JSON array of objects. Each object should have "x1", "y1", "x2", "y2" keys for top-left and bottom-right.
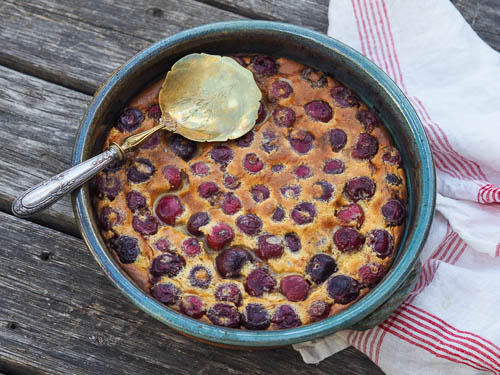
[
  {"x1": 11, "y1": 145, "x2": 122, "y2": 218},
  {"x1": 11, "y1": 123, "x2": 166, "y2": 218}
]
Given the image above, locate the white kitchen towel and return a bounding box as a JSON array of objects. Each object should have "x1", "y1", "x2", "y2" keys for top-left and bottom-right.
[{"x1": 293, "y1": 1, "x2": 500, "y2": 374}]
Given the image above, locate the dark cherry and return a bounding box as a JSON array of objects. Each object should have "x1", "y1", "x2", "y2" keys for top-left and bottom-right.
[
  {"x1": 156, "y1": 195, "x2": 184, "y2": 225},
  {"x1": 221, "y1": 193, "x2": 242, "y2": 215},
  {"x1": 289, "y1": 130, "x2": 314, "y2": 154},
  {"x1": 235, "y1": 130, "x2": 254, "y2": 148},
  {"x1": 236, "y1": 214, "x2": 262, "y2": 236},
  {"x1": 243, "y1": 303, "x2": 271, "y2": 330},
  {"x1": 147, "y1": 104, "x2": 161, "y2": 120},
  {"x1": 382, "y1": 147, "x2": 402, "y2": 167},
  {"x1": 154, "y1": 237, "x2": 172, "y2": 252},
  {"x1": 306, "y1": 254, "x2": 337, "y2": 284},
  {"x1": 187, "y1": 212, "x2": 210, "y2": 236},
  {"x1": 304, "y1": 100, "x2": 333, "y2": 122},
  {"x1": 344, "y1": 177, "x2": 376, "y2": 202},
  {"x1": 207, "y1": 224, "x2": 234, "y2": 250},
  {"x1": 245, "y1": 268, "x2": 276, "y2": 297},
  {"x1": 272, "y1": 305, "x2": 301, "y2": 329},
  {"x1": 280, "y1": 185, "x2": 301, "y2": 199},
  {"x1": 151, "y1": 283, "x2": 180, "y2": 306},
  {"x1": 356, "y1": 109, "x2": 380, "y2": 132},
  {"x1": 162, "y1": 165, "x2": 182, "y2": 190},
  {"x1": 189, "y1": 265, "x2": 212, "y2": 289},
  {"x1": 313, "y1": 181, "x2": 334, "y2": 202},
  {"x1": 198, "y1": 181, "x2": 219, "y2": 199},
  {"x1": 132, "y1": 213, "x2": 158, "y2": 236},
  {"x1": 327, "y1": 276, "x2": 361, "y2": 304},
  {"x1": 207, "y1": 303, "x2": 241, "y2": 328},
  {"x1": 261, "y1": 130, "x2": 278, "y2": 153},
  {"x1": 243, "y1": 153, "x2": 265, "y2": 173},
  {"x1": 271, "y1": 80, "x2": 293, "y2": 99},
  {"x1": 300, "y1": 68, "x2": 327, "y2": 88},
  {"x1": 251, "y1": 185, "x2": 270, "y2": 203},
  {"x1": 323, "y1": 158, "x2": 345, "y2": 174},
  {"x1": 140, "y1": 132, "x2": 160, "y2": 149},
  {"x1": 210, "y1": 145, "x2": 234, "y2": 166},
  {"x1": 271, "y1": 164, "x2": 285, "y2": 173},
  {"x1": 272, "y1": 206, "x2": 286, "y2": 222},
  {"x1": 359, "y1": 263, "x2": 385, "y2": 286},
  {"x1": 291, "y1": 202, "x2": 316, "y2": 225},
  {"x1": 308, "y1": 300, "x2": 331, "y2": 321},
  {"x1": 215, "y1": 283, "x2": 242, "y2": 306},
  {"x1": 100, "y1": 207, "x2": 121, "y2": 230},
  {"x1": 280, "y1": 275, "x2": 310, "y2": 302},
  {"x1": 336, "y1": 204, "x2": 365, "y2": 228},
  {"x1": 104, "y1": 158, "x2": 125, "y2": 173},
  {"x1": 284, "y1": 233, "x2": 301, "y2": 252},
  {"x1": 117, "y1": 108, "x2": 143, "y2": 132},
  {"x1": 190, "y1": 161, "x2": 210, "y2": 177},
  {"x1": 272, "y1": 106, "x2": 296, "y2": 128},
  {"x1": 382, "y1": 200, "x2": 406, "y2": 226},
  {"x1": 150, "y1": 252, "x2": 186, "y2": 278},
  {"x1": 333, "y1": 227, "x2": 364, "y2": 252},
  {"x1": 223, "y1": 174, "x2": 241, "y2": 190},
  {"x1": 252, "y1": 56, "x2": 278, "y2": 76},
  {"x1": 295, "y1": 165, "x2": 312, "y2": 179},
  {"x1": 111, "y1": 235, "x2": 139, "y2": 264},
  {"x1": 126, "y1": 191, "x2": 146, "y2": 211},
  {"x1": 256, "y1": 100, "x2": 268, "y2": 125},
  {"x1": 180, "y1": 295, "x2": 205, "y2": 319},
  {"x1": 330, "y1": 86, "x2": 359, "y2": 108},
  {"x1": 168, "y1": 134, "x2": 197, "y2": 161},
  {"x1": 386, "y1": 173, "x2": 402, "y2": 186},
  {"x1": 95, "y1": 175, "x2": 121, "y2": 200},
  {"x1": 257, "y1": 235, "x2": 284, "y2": 260},
  {"x1": 327, "y1": 128, "x2": 347, "y2": 152},
  {"x1": 181, "y1": 237, "x2": 201, "y2": 257},
  {"x1": 367, "y1": 229, "x2": 394, "y2": 259},
  {"x1": 352, "y1": 133, "x2": 379, "y2": 160},
  {"x1": 215, "y1": 247, "x2": 252, "y2": 278},
  {"x1": 232, "y1": 56, "x2": 248, "y2": 67},
  {"x1": 127, "y1": 158, "x2": 155, "y2": 183}
]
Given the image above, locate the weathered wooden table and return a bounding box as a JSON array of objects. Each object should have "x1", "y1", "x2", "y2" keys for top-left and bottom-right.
[{"x1": 0, "y1": 1, "x2": 498, "y2": 374}]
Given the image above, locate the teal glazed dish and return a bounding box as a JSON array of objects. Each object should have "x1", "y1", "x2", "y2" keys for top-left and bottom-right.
[{"x1": 72, "y1": 21, "x2": 435, "y2": 348}]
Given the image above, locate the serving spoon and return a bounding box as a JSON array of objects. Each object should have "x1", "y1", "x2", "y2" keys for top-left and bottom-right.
[{"x1": 12, "y1": 53, "x2": 261, "y2": 218}]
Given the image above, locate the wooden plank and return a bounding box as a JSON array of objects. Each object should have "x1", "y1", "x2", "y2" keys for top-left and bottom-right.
[
  {"x1": 0, "y1": 211, "x2": 384, "y2": 375},
  {"x1": 0, "y1": 0, "x2": 245, "y2": 94},
  {"x1": 0, "y1": 65, "x2": 90, "y2": 236},
  {"x1": 11, "y1": 0, "x2": 328, "y2": 40},
  {"x1": 0, "y1": 0, "x2": 328, "y2": 96},
  {"x1": 197, "y1": 0, "x2": 329, "y2": 32}
]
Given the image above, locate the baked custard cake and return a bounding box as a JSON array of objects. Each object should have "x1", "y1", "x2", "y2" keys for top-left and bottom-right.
[{"x1": 93, "y1": 55, "x2": 407, "y2": 330}]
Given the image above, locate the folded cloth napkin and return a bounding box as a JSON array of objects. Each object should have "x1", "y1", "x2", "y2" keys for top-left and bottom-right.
[{"x1": 293, "y1": 1, "x2": 500, "y2": 373}]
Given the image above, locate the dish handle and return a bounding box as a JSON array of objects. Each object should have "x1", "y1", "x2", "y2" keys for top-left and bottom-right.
[{"x1": 350, "y1": 262, "x2": 421, "y2": 331}]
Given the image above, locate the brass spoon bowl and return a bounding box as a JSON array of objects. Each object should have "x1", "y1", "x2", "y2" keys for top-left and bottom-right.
[
  {"x1": 160, "y1": 53, "x2": 261, "y2": 141},
  {"x1": 11, "y1": 53, "x2": 261, "y2": 218}
]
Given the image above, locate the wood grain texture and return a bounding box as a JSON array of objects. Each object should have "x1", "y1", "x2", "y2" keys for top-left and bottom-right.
[
  {"x1": 0, "y1": 211, "x2": 383, "y2": 375},
  {"x1": 452, "y1": 0, "x2": 500, "y2": 51},
  {"x1": 195, "y1": 0, "x2": 329, "y2": 32},
  {"x1": 0, "y1": 0, "x2": 245, "y2": 94},
  {"x1": 0, "y1": 65, "x2": 90, "y2": 236},
  {"x1": 0, "y1": 0, "x2": 328, "y2": 96}
]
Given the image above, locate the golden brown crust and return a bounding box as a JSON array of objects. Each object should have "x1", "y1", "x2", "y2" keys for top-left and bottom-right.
[{"x1": 93, "y1": 56, "x2": 407, "y2": 330}]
